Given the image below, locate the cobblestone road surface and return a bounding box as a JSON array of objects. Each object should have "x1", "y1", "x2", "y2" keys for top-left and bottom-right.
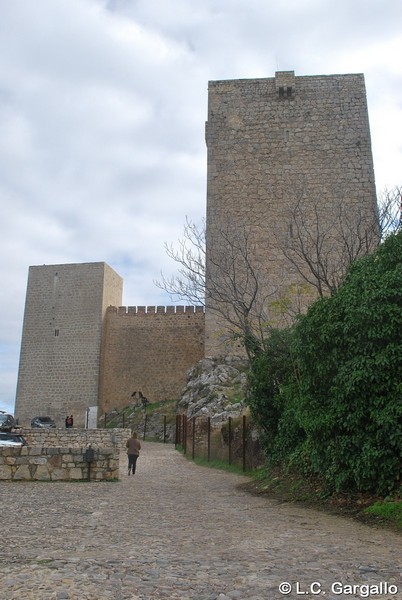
[{"x1": 0, "y1": 441, "x2": 400, "y2": 600}]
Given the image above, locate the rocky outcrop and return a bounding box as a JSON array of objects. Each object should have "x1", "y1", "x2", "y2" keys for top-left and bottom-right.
[{"x1": 177, "y1": 356, "x2": 249, "y2": 424}]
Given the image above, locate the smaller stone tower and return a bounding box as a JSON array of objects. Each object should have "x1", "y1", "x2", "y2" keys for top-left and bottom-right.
[{"x1": 15, "y1": 262, "x2": 122, "y2": 427}]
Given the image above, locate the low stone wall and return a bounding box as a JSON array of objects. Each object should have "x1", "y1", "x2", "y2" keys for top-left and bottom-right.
[
  {"x1": 22, "y1": 427, "x2": 131, "y2": 450},
  {"x1": 0, "y1": 447, "x2": 119, "y2": 481}
]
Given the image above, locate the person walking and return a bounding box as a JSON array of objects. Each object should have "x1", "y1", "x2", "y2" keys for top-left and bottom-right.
[{"x1": 126, "y1": 431, "x2": 141, "y2": 476}]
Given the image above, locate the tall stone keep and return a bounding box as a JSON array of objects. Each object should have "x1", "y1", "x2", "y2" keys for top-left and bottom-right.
[
  {"x1": 205, "y1": 71, "x2": 378, "y2": 356},
  {"x1": 15, "y1": 263, "x2": 123, "y2": 427}
]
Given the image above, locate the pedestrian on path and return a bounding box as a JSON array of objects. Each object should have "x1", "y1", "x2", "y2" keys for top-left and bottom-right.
[{"x1": 126, "y1": 431, "x2": 141, "y2": 476}]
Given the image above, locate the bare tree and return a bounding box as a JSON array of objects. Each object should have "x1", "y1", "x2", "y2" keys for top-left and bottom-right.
[
  {"x1": 278, "y1": 186, "x2": 401, "y2": 298},
  {"x1": 378, "y1": 186, "x2": 402, "y2": 238},
  {"x1": 206, "y1": 219, "x2": 281, "y2": 356},
  {"x1": 155, "y1": 187, "x2": 401, "y2": 353},
  {"x1": 155, "y1": 217, "x2": 206, "y2": 306},
  {"x1": 155, "y1": 217, "x2": 278, "y2": 357}
]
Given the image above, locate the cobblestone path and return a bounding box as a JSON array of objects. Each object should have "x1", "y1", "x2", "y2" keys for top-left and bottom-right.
[{"x1": 0, "y1": 441, "x2": 400, "y2": 600}]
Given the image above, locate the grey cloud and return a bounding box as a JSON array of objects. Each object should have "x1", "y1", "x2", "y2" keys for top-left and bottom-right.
[{"x1": 0, "y1": 0, "x2": 401, "y2": 413}]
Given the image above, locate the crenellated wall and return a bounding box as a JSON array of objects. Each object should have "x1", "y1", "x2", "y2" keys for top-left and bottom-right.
[
  {"x1": 114, "y1": 305, "x2": 205, "y2": 316},
  {"x1": 15, "y1": 262, "x2": 204, "y2": 424},
  {"x1": 98, "y1": 305, "x2": 205, "y2": 414}
]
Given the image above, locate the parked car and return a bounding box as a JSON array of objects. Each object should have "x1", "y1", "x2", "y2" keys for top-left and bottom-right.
[
  {"x1": 0, "y1": 432, "x2": 27, "y2": 447},
  {"x1": 31, "y1": 416, "x2": 56, "y2": 428},
  {"x1": 0, "y1": 411, "x2": 15, "y2": 431}
]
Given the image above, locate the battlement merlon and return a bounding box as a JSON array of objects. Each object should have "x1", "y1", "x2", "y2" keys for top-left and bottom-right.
[
  {"x1": 108, "y1": 305, "x2": 205, "y2": 316},
  {"x1": 275, "y1": 70, "x2": 295, "y2": 98}
]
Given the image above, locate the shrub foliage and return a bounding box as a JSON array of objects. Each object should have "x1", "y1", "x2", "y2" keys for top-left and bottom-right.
[{"x1": 248, "y1": 231, "x2": 402, "y2": 494}]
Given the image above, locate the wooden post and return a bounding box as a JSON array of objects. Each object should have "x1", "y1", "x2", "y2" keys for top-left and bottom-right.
[
  {"x1": 183, "y1": 414, "x2": 187, "y2": 454},
  {"x1": 242, "y1": 415, "x2": 247, "y2": 472},
  {"x1": 207, "y1": 417, "x2": 211, "y2": 462},
  {"x1": 192, "y1": 416, "x2": 196, "y2": 459},
  {"x1": 143, "y1": 414, "x2": 148, "y2": 440},
  {"x1": 228, "y1": 416, "x2": 232, "y2": 465}
]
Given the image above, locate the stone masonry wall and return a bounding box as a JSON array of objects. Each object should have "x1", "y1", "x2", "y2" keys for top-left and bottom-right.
[
  {"x1": 99, "y1": 306, "x2": 205, "y2": 414},
  {"x1": 0, "y1": 447, "x2": 119, "y2": 481},
  {"x1": 15, "y1": 262, "x2": 123, "y2": 428},
  {"x1": 205, "y1": 71, "x2": 378, "y2": 356},
  {"x1": 22, "y1": 427, "x2": 131, "y2": 450}
]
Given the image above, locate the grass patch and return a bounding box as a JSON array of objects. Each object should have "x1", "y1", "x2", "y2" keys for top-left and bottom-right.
[
  {"x1": 364, "y1": 501, "x2": 402, "y2": 529},
  {"x1": 101, "y1": 398, "x2": 177, "y2": 431},
  {"x1": 177, "y1": 445, "x2": 252, "y2": 476},
  {"x1": 176, "y1": 446, "x2": 252, "y2": 476},
  {"x1": 192, "y1": 455, "x2": 251, "y2": 475},
  {"x1": 36, "y1": 559, "x2": 54, "y2": 564}
]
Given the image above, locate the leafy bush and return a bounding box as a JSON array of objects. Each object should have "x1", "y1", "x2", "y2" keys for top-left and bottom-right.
[
  {"x1": 293, "y1": 231, "x2": 402, "y2": 493},
  {"x1": 248, "y1": 328, "x2": 304, "y2": 463},
  {"x1": 248, "y1": 231, "x2": 401, "y2": 495}
]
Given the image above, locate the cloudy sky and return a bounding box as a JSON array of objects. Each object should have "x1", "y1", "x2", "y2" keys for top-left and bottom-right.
[{"x1": 1, "y1": 0, "x2": 401, "y2": 414}]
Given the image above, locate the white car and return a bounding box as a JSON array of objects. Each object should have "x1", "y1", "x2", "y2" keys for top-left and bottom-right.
[{"x1": 0, "y1": 432, "x2": 27, "y2": 447}]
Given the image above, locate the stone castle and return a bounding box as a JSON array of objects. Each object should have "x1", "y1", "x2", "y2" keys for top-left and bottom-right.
[
  {"x1": 15, "y1": 262, "x2": 205, "y2": 427},
  {"x1": 15, "y1": 71, "x2": 378, "y2": 427}
]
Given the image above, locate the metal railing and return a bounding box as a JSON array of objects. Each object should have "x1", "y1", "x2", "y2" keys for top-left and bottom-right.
[{"x1": 175, "y1": 414, "x2": 263, "y2": 472}]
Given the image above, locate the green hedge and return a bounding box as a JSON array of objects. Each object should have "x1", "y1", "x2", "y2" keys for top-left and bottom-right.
[{"x1": 248, "y1": 231, "x2": 402, "y2": 494}]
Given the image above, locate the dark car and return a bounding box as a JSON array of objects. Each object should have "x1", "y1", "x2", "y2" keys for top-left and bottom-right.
[
  {"x1": 0, "y1": 411, "x2": 16, "y2": 432},
  {"x1": 0, "y1": 432, "x2": 27, "y2": 447},
  {"x1": 31, "y1": 416, "x2": 56, "y2": 428}
]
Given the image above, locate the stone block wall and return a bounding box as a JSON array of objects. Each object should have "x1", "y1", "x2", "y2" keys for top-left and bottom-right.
[
  {"x1": 15, "y1": 263, "x2": 204, "y2": 426},
  {"x1": 0, "y1": 447, "x2": 119, "y2": 481},
  {"x1": 22, "y1": 427, "x2": 131, "y2": 450},
  {"x1": 15, "y1": 262, "x2": 123, "y2": 428},
  {"x1": 205, "y1": 71, "x2": 378, "y2": 356},
  {"x1": 99, "y1": 306, "x2": 205, "y2": 414}
]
